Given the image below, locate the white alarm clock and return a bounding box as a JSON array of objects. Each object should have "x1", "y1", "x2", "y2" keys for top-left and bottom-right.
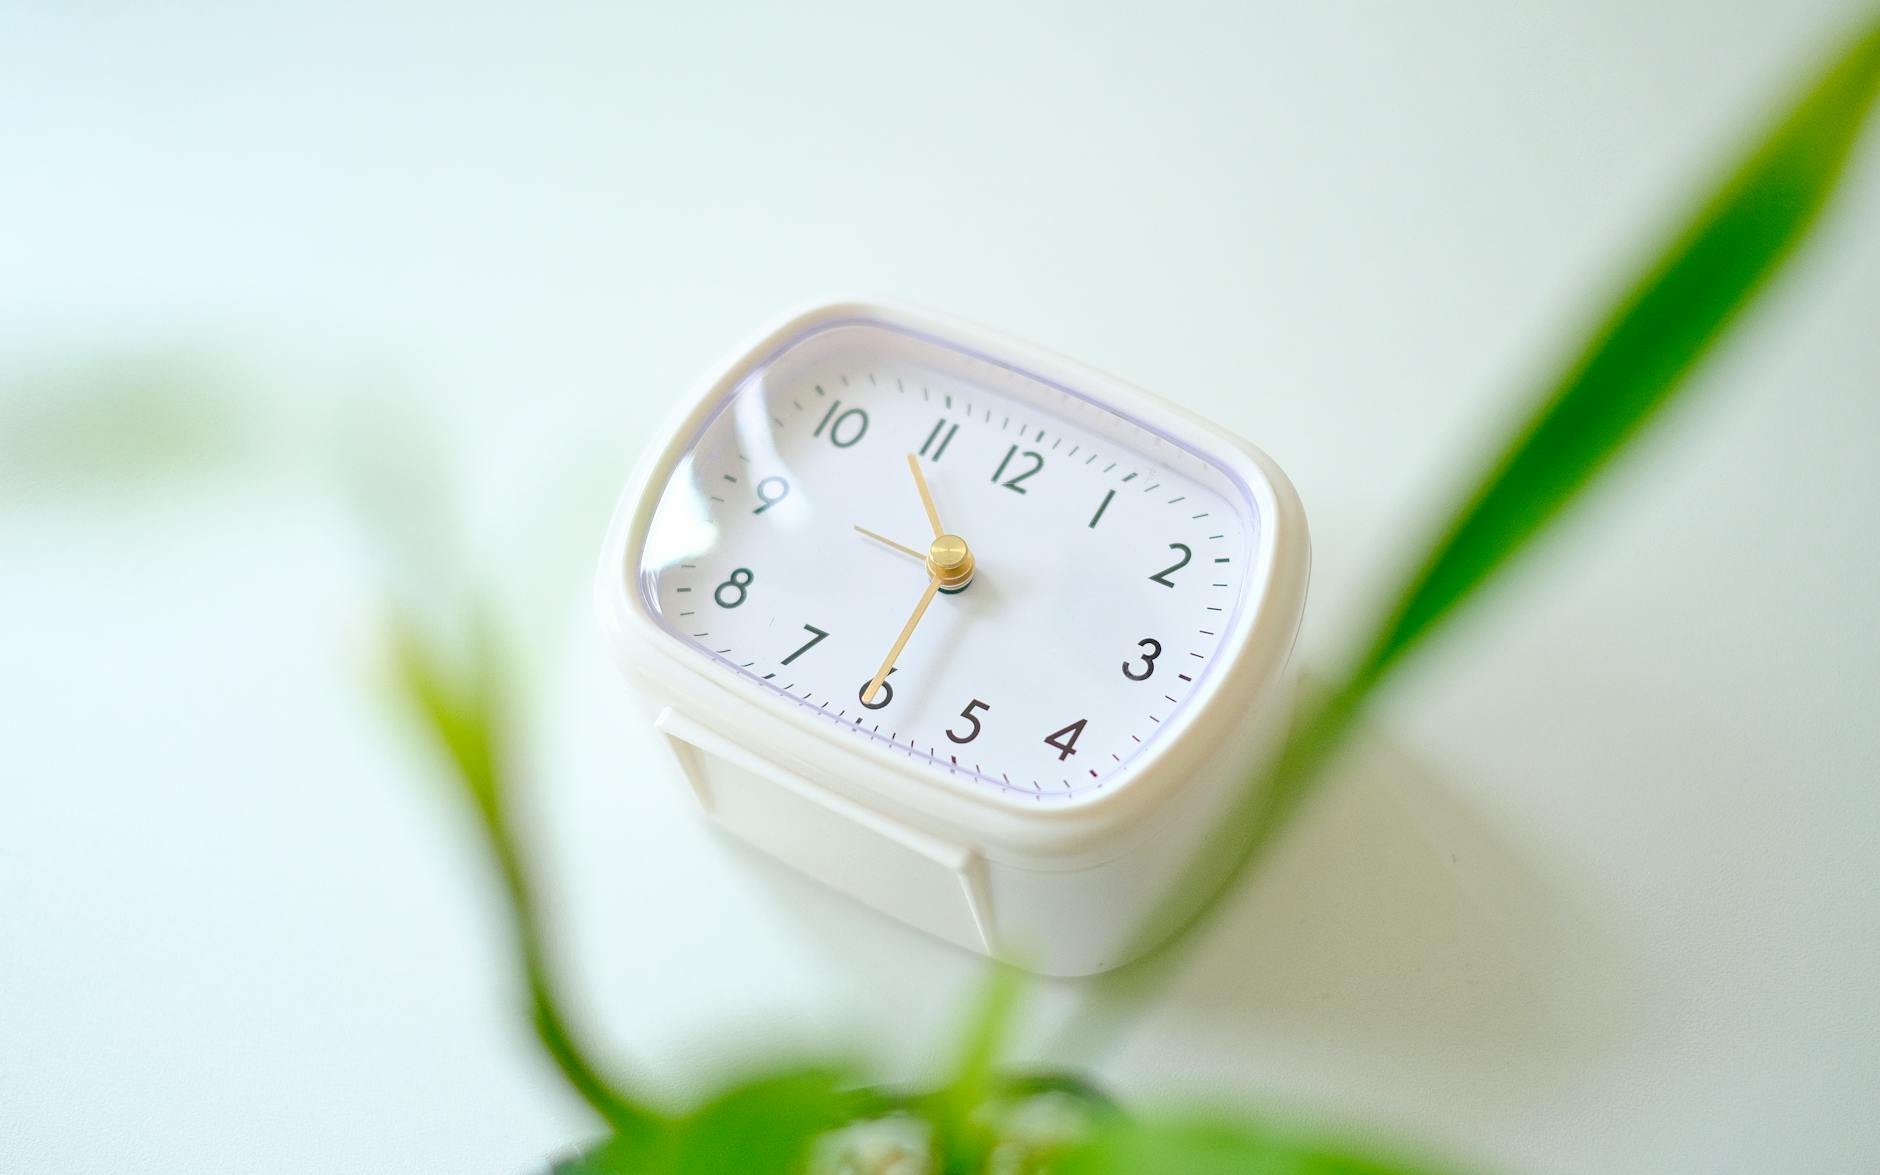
[{"x1": 596, "y1": 302, "x2": 1308, "y2": 976}]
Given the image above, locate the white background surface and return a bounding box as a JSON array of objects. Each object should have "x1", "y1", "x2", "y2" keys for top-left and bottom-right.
[{"x1": 3, "y1": 3, "x2": 1877, "y2": 1172}]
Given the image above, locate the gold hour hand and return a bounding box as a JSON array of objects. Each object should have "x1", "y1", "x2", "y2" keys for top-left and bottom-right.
[{"x1": 853, "y1": 525, "x2": 926, "y2": 562}]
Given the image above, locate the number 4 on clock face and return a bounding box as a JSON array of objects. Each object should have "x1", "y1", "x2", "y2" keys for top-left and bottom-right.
[{"x1": 1044, "y1": 718, "x2": 1086, "y2": 760}]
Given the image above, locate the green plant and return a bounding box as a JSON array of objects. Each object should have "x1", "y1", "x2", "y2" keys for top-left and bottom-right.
[
  {"x1": 14, "y1": 12, "x2": 1877, "y2": 1172},
  {"x1": 385, "y1": 16, "x2": 1880, "y2": 1171}
]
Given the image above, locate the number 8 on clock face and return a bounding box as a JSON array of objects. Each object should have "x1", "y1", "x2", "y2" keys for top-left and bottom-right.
[{"x1": 597, "y1": 302, "x2": 1309, "y2": 975}]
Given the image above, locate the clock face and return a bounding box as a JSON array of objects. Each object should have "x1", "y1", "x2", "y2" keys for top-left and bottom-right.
[{"x1": 635, "y1": 318, "x2": 1262, "y2": 800}]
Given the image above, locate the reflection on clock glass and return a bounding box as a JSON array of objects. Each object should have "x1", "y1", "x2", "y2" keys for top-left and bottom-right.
[{"x1": 636, "y1": 320, "x2": 1260, "y2": 799}]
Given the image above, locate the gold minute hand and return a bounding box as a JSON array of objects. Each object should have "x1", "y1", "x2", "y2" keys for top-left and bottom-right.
[
  {"x1": 861, "y1": 575, "x2": 940, "y2": 705},
  {"x1": 907, "y1": 452, "x2": 943, "y2": 537}
]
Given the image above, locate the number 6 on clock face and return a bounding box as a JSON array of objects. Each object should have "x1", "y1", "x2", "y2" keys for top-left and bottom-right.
[{"x1": 597, "y1": 301, "x2": 1309, "y2": 976}]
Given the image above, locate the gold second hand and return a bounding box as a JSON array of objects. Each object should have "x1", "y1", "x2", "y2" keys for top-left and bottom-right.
[{"x1": 862, "y1": 576, "x2": 940, "y2": 705}]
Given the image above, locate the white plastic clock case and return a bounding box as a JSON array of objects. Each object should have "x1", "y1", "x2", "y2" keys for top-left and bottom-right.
[{"x1": 596, "y1": 301, "x2": 1309, "y2": 977}]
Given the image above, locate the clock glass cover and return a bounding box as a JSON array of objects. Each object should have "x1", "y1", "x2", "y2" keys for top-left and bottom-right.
[{"x1": 635, "y1": 317, "x2": 1261, "y2": 799}]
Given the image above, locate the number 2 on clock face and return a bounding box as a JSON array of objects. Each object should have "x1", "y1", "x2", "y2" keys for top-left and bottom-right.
[{"x1": 637, "y1": 320, "x2": 1256, "y2": 798}]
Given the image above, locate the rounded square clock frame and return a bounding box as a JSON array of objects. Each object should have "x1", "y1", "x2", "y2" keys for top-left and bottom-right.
[{"x1": 597, "y1": 301, "x2": 1308, "y2": 975}]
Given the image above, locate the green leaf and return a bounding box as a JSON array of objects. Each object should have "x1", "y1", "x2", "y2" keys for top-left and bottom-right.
[
  {"x1": 386, "y1": 609, "x2": 663, "y2": 1145},
  {"x1": 667, "y1": 1065, "x2": 873, "y2": 1175},
  {"x1": 1050, "y1": 1115, "x2": 1455, "y2": 1175},
  {"x1": 1244, "y1": 8, "x2": 1880, "y2": 866},
  {"x1": 946, "y1": 964, "x2": 1024, "y2": 1105},
  {"x1": 929, "y1": 963, "x2": 1025, "y2": 1173},
  {"x1": 552, "y1": 1134, "x2": 665, "y2": 1175},
  {"x1": 1054, "y1": 12, "x2": 1880, "y2": 1061},
  {"x1": 388, "y1": 612, "x2": 503, "y2": 827},
  {"x1": 1348, "y1": 13, "x2": 1880, "y2": 696},
  {"x1": 0, "y1": 351, "x2": 247, "y2": 500}
]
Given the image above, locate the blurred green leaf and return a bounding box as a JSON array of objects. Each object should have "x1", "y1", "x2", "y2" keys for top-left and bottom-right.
[
  {"x1": 1051, "y1": 1115, "x2": 1453, "y2": 1175},
  {"x1": 387, "y1": 609, "x2": 664, "y2": 1148},
  {"x1": 389, "y1": 612, "x2": 502, "y2": 826},
  {"x1": 929, "y1": 962, "x2": 1025, "y2": 1171},
  {"x1": 1055, "y1": 11, "x2": 1880, "y2": 1064},
  {"x1": 670, "y1": 1066, "x2": 873, "y2": 1175},
  {"x1": 552, "y1": 1135, "x2": 658, "y2": 1175},
  {"x1": 0, "y1": 352, "x2": 246, "y2": 499},
  {"x1": 1347, "y1": 11, "x2": 1880, "y2": 699},
  {"x1": 556, "y1": 1065, "x2": 878, "y2": 1175},
  {"x1": 947, "y1": 965, "x2": 1022, "y2": 1095},
  {"x1": 1248, "y1": 6, "x2": 1880, "y2": 860}
]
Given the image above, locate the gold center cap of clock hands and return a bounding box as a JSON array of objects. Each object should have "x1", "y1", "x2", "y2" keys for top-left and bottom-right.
[
  {"x1": 927, "y1": 533, "x2": 974, "y2": 588},
  {"x1": 860, "y1": 455, "x2": 977, "y2": 706}
]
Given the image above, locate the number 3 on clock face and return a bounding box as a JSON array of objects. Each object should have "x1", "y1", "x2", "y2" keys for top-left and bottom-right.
[{"x1": 597, "y1": 301, "x2": 1309, "y2": 975}]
